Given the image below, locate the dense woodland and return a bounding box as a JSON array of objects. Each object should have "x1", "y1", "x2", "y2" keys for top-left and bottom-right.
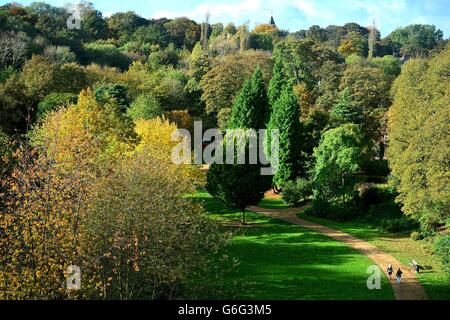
[{"x1": 0, "y1": 2, "x2": 449, "y2": 299}]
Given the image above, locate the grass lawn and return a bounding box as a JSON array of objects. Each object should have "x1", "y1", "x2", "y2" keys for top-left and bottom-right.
[
  {"x1": 296, "y1": 209, "x2": 450, "y2": 300},
  {"x1": 191, "y1": 191, "x2": 394, "y2": 300}
]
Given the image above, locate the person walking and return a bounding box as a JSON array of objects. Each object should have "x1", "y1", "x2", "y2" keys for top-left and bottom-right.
[
  {"x1": 387, "y1": 264, "x2": 394, "y2": 279},
  {"x1": 396, "y1": 268, "x2": 403, "y2": 284}
]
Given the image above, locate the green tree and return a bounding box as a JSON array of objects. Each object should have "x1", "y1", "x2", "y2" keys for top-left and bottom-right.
[
  {"x1": 80, "y1": 8, "x2": 108, "y2": 42},
  {"x1": 127, "y1": 93, "x2": 162, "y2": 121},
  {"x1": 106, "y1": 11, "x2": 148, "y2": 43},
  {"x1": 206, "y1": 68, "x2": 271, "y2": 224},
  {"x1": 37, "y1": 92, "x2": 78, "y2": 119},
  {"x1": 228, "y1": 67, "x2": 268, "y2": 130},
  {"x1": 94, "y1": 83, "x2": 131, "y2": 112},
  {"x1": 164, "y1": 17, "x2": 200, "y2": 50},
  {"x1": 207, "y1": 149, "x2": 271, "y2": 225},
  {"x1": 387, "y1": 24, "x2": 444, "y2": 56},
  {"x1": 267, "y1": 87, "x2": 302, "y2": 190},
  {"x1": 339, "y1": 65, "x2": 390, "y2": 114},
  {"x1": 330, "y1": 88, "x2": 363, "y2": 126},
  {"x1": 313, "y1": 124, "x2": 371, "y2": 206}
]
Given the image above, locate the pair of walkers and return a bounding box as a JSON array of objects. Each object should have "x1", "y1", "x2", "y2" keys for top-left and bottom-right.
[{"x1": 387, "y1": 264, "x2": 403, "y2": 284}]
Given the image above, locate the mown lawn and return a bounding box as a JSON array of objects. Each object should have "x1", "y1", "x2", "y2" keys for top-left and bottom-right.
[
  {"x1": 192, "y1": 191, "x2": 394, "y2": 300},
  {"x1": 296, "y1": 211, "x2": 450, "y2": 300}
]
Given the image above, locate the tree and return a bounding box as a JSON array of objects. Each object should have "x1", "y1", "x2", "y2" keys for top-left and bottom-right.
[
  {"x1": 206, "y1": 69, "x2": 271, "y2": 224},
  {"x1": 200, "y1": 51, "x2": 272, "y2": 117},
  {"x1": 339, "y1": 65, "x2": 390, "y2": 114},
  {"x1": 267, "y1": 87, "x2": 302, "y2": 190},
  {"x1": 313, "y1": 124, "x2": 371, "y2": 206},
  {"x1": 371, "y1": 56, "x2": 402, "y2": 79},
  {"x1": 131, "y1": 24, "x2": 170, "y2": 47},
  {"x1": 387, "y1": 46, "x2": 450, "y2": 230},
  {"x1": 338, "y1": 31, "x2": 368, "y2": 57},
  {"x1": 80, "y1": 8, "x2": 108, "y2": 42},
  {"x1": 82, "y1": 42, "x2": 132, "y2": 70},
  {"x1": 228, "y1": 67, "x2": 268, "y2": 130},
  {"x1": 94, "y1": 83, "x2": 131, "y2": 112},
  {"x1": 43, "y1": 45, "x2": 77, "y2": 64},
  {"x1": 330, "y1": 88, "x2": 363, "y2": 126},
  {"x1": 207, "y1": 157, "x2": 270, "y2": 225},
  {"x1": 387, "y1": 24, "x2": 444, "y2": 56},
  {"x1": 106, "y1": 11, "x2": 148, "y2": 42},
  {"x1": 0, "y1": 31, "x2": 28, "y2": 68},
  {"x1": 37, "y1": 92, "x2": 78, "y2": 119},
  {"x1": 126, "y1": 93, "x2": 162, "y2": 121},
  {"x1": 32, "y1": 89, "x2": 137, "y2": 170},
  {"x1": 164, "y1": 17, "x2": 200, "y2": 50},
  {"x1": 19, "y1": 54, "x2": 59, "y2": 101}
]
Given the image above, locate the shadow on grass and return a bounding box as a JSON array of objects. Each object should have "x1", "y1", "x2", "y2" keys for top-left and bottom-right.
[{"x1": 191, "y1": 190, "x2": 395, "y2": 300}]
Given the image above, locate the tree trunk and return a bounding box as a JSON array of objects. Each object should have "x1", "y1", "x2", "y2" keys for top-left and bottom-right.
[{"x1": 242, "y1": 210, "x2": 246, "y2": 225}]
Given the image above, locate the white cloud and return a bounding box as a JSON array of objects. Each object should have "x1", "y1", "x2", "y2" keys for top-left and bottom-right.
[
  {"x1": 293, "y1": 0, "x2": 335, "y2": 20},
  {"x1": 152, "y1": 0, "x2": 262, "y2": 23}
]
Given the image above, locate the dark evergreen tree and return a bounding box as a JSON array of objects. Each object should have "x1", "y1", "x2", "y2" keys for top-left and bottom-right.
[
  {"x1": 228, "y1": 66, "x2": 268, "y2": 129},
  {"x1": 267, "y1": 57, "x2": 285, "y2": 108},
  {"x1": 266, "y1": 86, "x2": 302, "y2": 190},
  {"x1": 330, "y1": 88, "x2": 363, "y2": 126},
  {"x1": 207, "y1": 67, "x2": 271, "y2": 224},
  {"x1": 207, "y1": 153, "x2": 271, "y2": 225}
]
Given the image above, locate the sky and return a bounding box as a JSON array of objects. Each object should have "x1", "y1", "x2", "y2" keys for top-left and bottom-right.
[{"x1": 8, "y1": 0, "x2": 450, "y2": 37}]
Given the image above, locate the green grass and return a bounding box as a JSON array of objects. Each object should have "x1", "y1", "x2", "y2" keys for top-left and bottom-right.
[
  {"x1": 192, "y1": 191, "x2": 394, "y2": 300},
  {"x1": 297, "y1": 212, "x2": 450, "y2": 300},
  {"x1": 257, "y1": 197, "x2": 291, "y2": 209}
]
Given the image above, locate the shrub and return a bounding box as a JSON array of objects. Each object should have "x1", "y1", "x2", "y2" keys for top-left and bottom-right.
[
  {"x1": 283, "y1": 178, "x2": 313, "y2": 207},
  {"x1": 82, "y1": 42, "x2": 132, "y2": 70},
  {"x1": 410, "y1": 231, "x2": 423, "y2": 241},
  {"x1": 43, "y1": 45, "x2": 77, "y2": 64},
  {"x1": 434, "y1": 235, "x2": 450, "y2": 272},
  {"x1": 359, "y1": 184, "x2": 383, "y2": 208},
  {"x1": 0, "y1": 66, "x2": 17, "y2": 84},
  {"x1": 379, "y1": 217, "x2": 419, "y2": 233}
]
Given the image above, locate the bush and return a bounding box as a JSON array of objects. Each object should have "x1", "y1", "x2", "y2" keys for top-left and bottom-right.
[
  {"x1": 283, "y1": 178, "x2": 312, "y2": 207},
  {"x1": 379, "y1": 217, "x2": 419, "y2": 233},
  {"x1": 410, "y1": 231, "x2": 423, "y2": 241},
  {"x1": 0, "y1": 66, "x2": 17, "y2": 84},
  {"x1": 82, "y1": 42, "x2": 132, "y2": 70},
  {"x1": 359, "y1": 184, "x2": 383, "y2": 208},
  {"x1": 37, "y1": 93, "x2": 78, "y2": 119},
  {"x1": 434, "y1": 235, "x2": 450, "y2": 272},
  {"x1": 43, "y1": 46, "x2": 77, "y2": 64},
  {"x1": 309, "y1": 197, "x2": 357, "y2": 221}
]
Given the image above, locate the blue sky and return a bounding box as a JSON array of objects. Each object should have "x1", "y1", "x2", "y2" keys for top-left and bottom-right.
[{"x1": 9, "y1": 0, "x2": 450, "y2": 37}]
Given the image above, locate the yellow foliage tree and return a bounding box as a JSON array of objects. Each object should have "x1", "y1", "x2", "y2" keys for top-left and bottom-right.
[
  {"x1": 32, "y1": 89, "x2": 137, "y2": 173},
  {"x1": 134, "y1": 117, "x2": 204, "y2": 188}
]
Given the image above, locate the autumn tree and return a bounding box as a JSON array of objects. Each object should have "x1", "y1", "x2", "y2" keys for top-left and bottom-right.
[
  {"x1": 387, "y1": 46, "x2": 450, "y2": 230},
  {"x1": 200, "y1": 51, "x2": 272, "y2": 117}
]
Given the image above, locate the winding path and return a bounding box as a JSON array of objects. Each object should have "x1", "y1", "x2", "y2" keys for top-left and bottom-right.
[{"x1": 247, "y1": 205, "x2": 428, "y2": 300}]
